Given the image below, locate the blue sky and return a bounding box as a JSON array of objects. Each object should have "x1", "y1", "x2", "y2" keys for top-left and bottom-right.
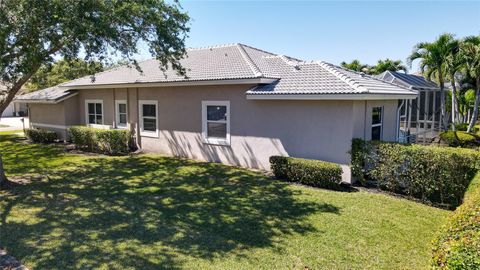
[{"x1": 140, "y1": 1, "x2": 480, "y2": 73}]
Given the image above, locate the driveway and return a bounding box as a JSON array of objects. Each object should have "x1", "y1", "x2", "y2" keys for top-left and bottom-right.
[{"x1": 0, "y1": 116, "x2": 29, "y2": 131}]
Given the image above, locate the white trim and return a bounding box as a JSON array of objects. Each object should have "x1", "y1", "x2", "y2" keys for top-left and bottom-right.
[
  {"x1": 201, "y1": 100, "x2": 231, "y2": 146},
  {"x1": 61, "y1": 78, "x2": 277, "y2": 90},
  {"x1": 85, "y1": 99, "x2": 104, "y2": 125},
  {"x1": 115, "y1": 100, "x2": 128, "y2": 128},
  {"x1": 246, "y1": 93, "x2": 418, "y2": 100},
  {"x1": 31, "y1": 123, "x2": 69, "y2": 130},
  {"x1": 138, "y1": 100, "x2": 159, "y2": 138}
]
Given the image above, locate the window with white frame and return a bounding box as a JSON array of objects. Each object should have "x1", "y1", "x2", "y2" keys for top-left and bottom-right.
[
  {"x1": 139, "y1": 100, "x2": 158, "y2": 137},
  {"x1": 85, "y1": 100, "x2": 103, "y2": 125},
  {"x1": 115, "y1": 100, "x2": 127, "y2": 128},
  {"x1": 202, "y1": 101, "x2": 230, "y2": 145},
  {"x1": 371, "y1": 107, "x2": 383, "y2": 141}
]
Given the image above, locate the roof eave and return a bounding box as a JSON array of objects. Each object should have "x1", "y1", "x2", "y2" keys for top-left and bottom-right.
[
  {"x1": 14, "y1": 92, "x2": 78, "y2": 104},
  {"x1": 61, "y1": 78, "x2": 278, "y2": 90},
  {"x1": 246, "y1": 93, "x2": 418, "y2": 100}
]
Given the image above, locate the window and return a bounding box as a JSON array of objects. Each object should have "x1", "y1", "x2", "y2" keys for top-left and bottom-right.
[
  {"x1": 371, "y1": 107, "x2": 383, "y2": 141},
  {"x1": 115, "y1": 100, "x2": 128, "y2": 128},
  {"x1": 85, "y1": 100, "x2": 103, "y2": 125},
  {"x1": 139, "y1": 100, "x2": 158, "y2": 137},
  {"x1": 202, "y1": 101, "x2": 230, "y2": 145}
]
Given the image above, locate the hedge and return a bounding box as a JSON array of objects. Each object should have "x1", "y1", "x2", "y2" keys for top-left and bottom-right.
[
  {"x1": 432, "y1": 172, "x2": 480, "y2": 269},
  {"x1": 25, "y1": 128, "x2": 57, "y2": 143},
  {"x1": 68, "y1": 126, "x2": 131, "y2": 155},
  {"x1": 440, "y1": 131, "x2": 480, "y2": 148},
  {"x1": 270, "y1": 156, "x2": 343, "y2": 190},
  {"x1": 351, "y1": 139, "x2": 480, "y2": 207}
]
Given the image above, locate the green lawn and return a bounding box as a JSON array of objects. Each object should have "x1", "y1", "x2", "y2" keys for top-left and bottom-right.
[{"x1": 0, "y1": 131, "x2": 449, "y2": 270}]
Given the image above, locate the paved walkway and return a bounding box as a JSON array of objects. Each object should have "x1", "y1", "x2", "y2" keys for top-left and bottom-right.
[
  {"x1": 0, "y1": 249, "x2": 28, "y2": 270},
  {"x1": 0, "y1": 117, "x2": 28, "y2": 131}
]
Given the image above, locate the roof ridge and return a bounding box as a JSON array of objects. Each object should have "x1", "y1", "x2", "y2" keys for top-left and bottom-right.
[
  {"x1": 186, "y1": 43, "x2": 239, "y2": 51},
  {"x1": 317, "y1": 61, "x2": 369, "y2": 92},
  {"x1": 236, "y1": 43, "x2": 277, "y2": 57},
  {"x1": 236, "y1": 44, "x2": 263, "y2": 77}
]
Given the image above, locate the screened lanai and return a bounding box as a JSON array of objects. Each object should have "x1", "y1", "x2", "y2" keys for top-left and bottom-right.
[{"x1": 377, "y1": 71, "x2": 442, "y2": 144}]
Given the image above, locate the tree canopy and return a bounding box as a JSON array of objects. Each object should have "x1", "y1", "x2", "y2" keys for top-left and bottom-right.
[
  {"x1": 340, "y1": 59, "x2": 407, "y2": 75},
  {"x1": 27, "y1": 58, "x2": 104, "y2": 91},
  {"x1": 0, "y1": 0, "x2": 190, "y2": 113}
]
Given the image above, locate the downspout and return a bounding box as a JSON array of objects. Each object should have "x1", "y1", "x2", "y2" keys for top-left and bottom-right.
[{"x1": 396, "y1": 99, "x2": 405, "y2": 142}]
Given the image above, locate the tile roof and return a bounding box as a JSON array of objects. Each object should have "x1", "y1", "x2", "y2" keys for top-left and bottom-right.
[
  {"x1": 376, "y1": 71, "x2": 439, "y2": 91},
  {"x1": 20, "y1": 43, "x2": 417, "y2": 102},
  {"x1": 15, "y1": 85, "x2": 76, "y2": 103}
]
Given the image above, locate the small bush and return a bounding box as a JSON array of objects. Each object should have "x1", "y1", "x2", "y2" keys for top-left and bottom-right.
[
  {"x1": 68, "y1": 126, "x2": 131, "y2": 155},
  {"x1": 25, "y1": 128, "x2": 57, "y2": 143},
  {"x1": 270, "y1": 156, "x2": 343, "y2": 190},
  {"x1": 432, "y1": 172, "x2": 480, "y2": 269},
  {"x1": 440, "y1": 131, "x2": 480, "y2": 148},
  {"x1": 351, "y1": 139, "x2": 480, "y2": 207}
]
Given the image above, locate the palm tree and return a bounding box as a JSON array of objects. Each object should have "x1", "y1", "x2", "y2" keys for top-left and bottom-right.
[
  {"x1": 409, "y1": 33, "x2": 458, "y2": 131},
  {"x1": 444, "y1": 39, "x2": 461, "y2": 130},
  {"x1": 461, "y1": 35, "x2": 480, "y2": 133},
  {"x1": 371, "y1": 59, "x2": 407, "y2": 75},
  {"x1": 340, "y1": 60, "x2": 372, "y2": 74}
]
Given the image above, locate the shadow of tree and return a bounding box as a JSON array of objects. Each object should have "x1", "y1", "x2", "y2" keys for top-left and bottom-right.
[{"x1": 1, "y1": 155, "x2": 340, "y2": 269}]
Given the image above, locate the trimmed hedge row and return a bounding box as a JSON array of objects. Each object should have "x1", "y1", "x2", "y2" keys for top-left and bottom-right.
[
  {"x1": 432, "y1": 172, "x2": 480, "y2": 269},
  {"x1": 68, "y1": 126, "x2": 132, "y2": 155},
  {"x1": 25, "y1": 128, "x2": 57, "y2": 143},
  {"x1": 440, "y1": 131, "x2": 480, "y2": 148},
  {"x1": 351, "y1": 139, "x2": 480, "y2": 207},
  {"x1": 270, "y1": 156, "x2": 343, "y2": 190}
]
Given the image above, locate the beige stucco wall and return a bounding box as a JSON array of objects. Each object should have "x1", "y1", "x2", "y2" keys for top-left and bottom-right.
[
  {"x1": 27, "y1": 85, "x2": 401, "y2": 171},
  {"x1": 351, "y1": 100, "x2": 398, "y2": 142}
]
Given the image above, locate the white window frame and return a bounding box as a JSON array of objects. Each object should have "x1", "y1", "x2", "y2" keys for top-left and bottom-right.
[
  {"x1": 138, "y1": 100, "x2": 159, "y2": 138},
  {"x1": 202, "y1": 100, "x2": 230, "y2": 146},
  {"x1": 371, "y1": 106, "x2": 383, "y2": 141},
  {"x1": 85, "y1": 99, "x2": 104, "y2": 125},
  {"x1": 115, "y1": 100, "x2": 128, "y2": 129}
]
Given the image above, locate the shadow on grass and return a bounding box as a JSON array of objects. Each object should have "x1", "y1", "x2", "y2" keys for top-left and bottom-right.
[{"x1": 0, "y1": 153, "x2": 340, "y2": 269}]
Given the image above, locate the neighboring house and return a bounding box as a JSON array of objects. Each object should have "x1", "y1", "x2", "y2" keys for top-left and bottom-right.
[
  {"x1": 16, "y1": 44, "x2": 417, "y2": 172},
  {"x1": 1, "y1": 84, "x2": 27, "y2": 117},
  {"x1": 376, "y1": 71, "x2": 441, "y2": 143}
]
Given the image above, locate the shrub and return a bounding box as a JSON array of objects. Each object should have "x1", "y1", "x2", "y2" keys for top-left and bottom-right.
[
  {"x1": 351, "y1": 139, "x2": 480, "y2": 207},
  {"x1": 25, "y1": 128, "x2": 57, "y2": 143},
  {"x1": 453, "y1": 123, "x2": 479, "y2": 133},
  {"x1": 68, "y1": 126, "x2": 131, "y2": 155},
  {"x1": 432, "y1": 172, "x2": 480, "y2": 269},
  {"x1": 270, "y1": 156, "x2": 343, "y2": 190},
  {"x1": 440, "y1": 131, "x2": 480, "y2": 148},
  {"x1": 69, "y1": 126, "x2": 96, "y2": 151},
  {"x1": 95, "y1": 129, "x2": 131, "y2": 155}
]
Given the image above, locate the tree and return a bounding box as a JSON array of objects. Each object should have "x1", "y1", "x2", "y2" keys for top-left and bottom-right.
[
  {"x1": 340, "y1": 60, "x2": 372, "y2": 73},
  {"x1": 371, "y1": 59, "x2": 407, "y2": 75},
  {"x1": 27, "y1": 58, "x2": 104, "y2": 91},
  {"x1": 0, "y1": 0, "x2": 190, "y2": 186},
  {"x1": 409, "y1": 33, "x2": 458, "y2": 131},
  {"x1": 444, "y1": 39, "x2": 461, "y2": 130},
  {"x1": 461, "y1": 35, "x2": 480, "y2": 133}
]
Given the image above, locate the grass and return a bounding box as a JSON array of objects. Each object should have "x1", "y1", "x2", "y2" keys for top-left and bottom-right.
[{"x1": 0, "y1": 131, "x2": 449, "y2": 270}]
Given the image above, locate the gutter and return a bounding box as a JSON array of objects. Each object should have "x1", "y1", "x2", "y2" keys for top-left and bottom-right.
[{"x1": 246, "y1": 93, "x2": 418, "y2": 101}]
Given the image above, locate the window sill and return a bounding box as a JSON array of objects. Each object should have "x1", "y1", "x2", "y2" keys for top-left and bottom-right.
[
  {"x1": 202, "y1": 137, "x2": 230, "y2": 146},
  {"x1": 140, "y1": 131, "x2": 159, "y2": 138}
]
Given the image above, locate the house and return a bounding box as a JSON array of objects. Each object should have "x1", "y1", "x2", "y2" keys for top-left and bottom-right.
[
  {"x1": 1, "y1": 84, "x2": 27, "y2": 117},
  {"x1": 16, "y1": 44, "x2": 417, "y2": 175},
  {"x1": 376, "y1": 71, "x2": 441, "y2": 143}
]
